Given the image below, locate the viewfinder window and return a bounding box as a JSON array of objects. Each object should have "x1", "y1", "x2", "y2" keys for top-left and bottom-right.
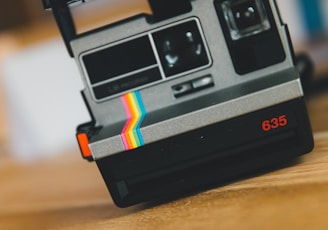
[{"x1": 221, "y1": 0, "x2": 271, "y2": 40}]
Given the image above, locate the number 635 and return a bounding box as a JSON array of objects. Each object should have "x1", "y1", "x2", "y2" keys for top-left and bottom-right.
[{"x1": 262, "y1": 115, "x2": 288, "y2": 132}]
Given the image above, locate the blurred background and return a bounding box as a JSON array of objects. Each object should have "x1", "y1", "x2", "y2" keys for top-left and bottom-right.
[
  {"x1": 0, "y1": 0, "x2": 151, "y2": 161},
  {"x1": 0, "y1": 0, "x2": 327, "y2": 162}
]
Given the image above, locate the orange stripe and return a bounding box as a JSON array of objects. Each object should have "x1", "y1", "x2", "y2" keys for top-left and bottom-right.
[
  {"x1": 77, "y1": 133, "x2": 92, "y2": 158},
  {"x1": 129, "y1": 92, "x2": 141, "y2": 147},
  {"x1": 125, "y1": 93, "x2": 136, "y2": 148},
  {"x1": 122, "y1": 94, "x2": 134, "y2": 149}
]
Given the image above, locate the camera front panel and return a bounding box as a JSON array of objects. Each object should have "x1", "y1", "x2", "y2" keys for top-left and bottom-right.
[
  {"x1": 72, "y1": 0, "x2": 309, "y2": 162},
  {"x1": 80, "y1": 18, "x2": 212, "y2": 102},
  {"x1": 72, "y1": 0, "x2": 295, "y2": 130}
]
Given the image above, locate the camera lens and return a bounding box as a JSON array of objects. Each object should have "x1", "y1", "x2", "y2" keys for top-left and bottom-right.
[
  {"x1": 153, "y1": 20, "x2": 209, "y2": 77},
  {"x1": 221, "y1": 0, "x2": 270, "y2": 40},
  {"x1": 162, "y1": 31, "x2": 202, "y2": 68},
  {"x1": 232, "y1": 2, "x2": 261, "y2": 30}
]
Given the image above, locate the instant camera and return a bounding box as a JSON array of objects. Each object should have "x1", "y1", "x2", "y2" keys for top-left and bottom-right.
[{"x1": 43, "y1": 0, "x2": 314, "y2": 207}]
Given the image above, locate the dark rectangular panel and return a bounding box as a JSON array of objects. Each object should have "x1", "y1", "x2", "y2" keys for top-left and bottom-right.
[
  {"x1": 83, "y1": 36, "x2": 156, "y2": 84},
  {"x1": 214, "y1": 0, "x2": 286, "y2": 74}
]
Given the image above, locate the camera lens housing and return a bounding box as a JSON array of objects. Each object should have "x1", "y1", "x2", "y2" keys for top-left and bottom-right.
[
  {"x1": 221, "y1": 0, "x2": 270, "y2": 40},
  {"x1": 153, "y1": 20, "x2": 209, "y2": 77}
]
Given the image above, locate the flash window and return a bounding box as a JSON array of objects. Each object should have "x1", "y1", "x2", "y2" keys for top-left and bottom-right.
[{"x1": 221, "y1": 0, "x2": 271, "y2": 40}]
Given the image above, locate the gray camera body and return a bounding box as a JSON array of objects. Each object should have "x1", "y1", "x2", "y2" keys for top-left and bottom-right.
[{"x1": 45, "y1": 0, "x2": 313, "y2": 207}]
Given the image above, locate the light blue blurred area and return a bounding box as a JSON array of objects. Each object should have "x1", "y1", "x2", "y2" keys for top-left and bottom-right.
[
  {"x1": 277, "y1": 0, "x2": 327, "y2": 42},
  {"x1": 277, "y1": 0, "x2": 328, "y2": 75},
  {"x1": 298, "y1": 0, "x2": 326, "y2": 39},
  {"x1": 1, "y1": 39, "x2": 90, "y2": 161}
]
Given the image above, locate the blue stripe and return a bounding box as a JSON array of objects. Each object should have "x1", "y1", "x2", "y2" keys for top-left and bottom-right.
[{"x1": 135, "y1": 91, "x2": 146, "y2": 146}]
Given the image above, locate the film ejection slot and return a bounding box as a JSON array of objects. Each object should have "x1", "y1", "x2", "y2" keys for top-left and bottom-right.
[{"x1": 172, "y1": 75, "x2": 214, "y2": 97}]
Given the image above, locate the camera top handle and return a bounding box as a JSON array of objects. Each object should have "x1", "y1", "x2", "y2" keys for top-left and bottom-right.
[{"x1": 42, "y1": 0, "x2": 192, "y2": 57}]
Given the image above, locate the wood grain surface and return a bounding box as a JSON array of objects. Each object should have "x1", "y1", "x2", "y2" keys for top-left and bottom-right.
[{"x1": 0, "y1": 133, "x2": 328, "y2": 230}]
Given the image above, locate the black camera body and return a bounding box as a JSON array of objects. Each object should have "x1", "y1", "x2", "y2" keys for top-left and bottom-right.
[{"x1": 44, "y1": 0, "x2": 314, "y2": 207}]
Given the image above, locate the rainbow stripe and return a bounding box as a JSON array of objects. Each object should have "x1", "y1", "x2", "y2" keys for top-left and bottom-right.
[{"x1": 121, "y1": 91, "x2": 146, "y2": 150}]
